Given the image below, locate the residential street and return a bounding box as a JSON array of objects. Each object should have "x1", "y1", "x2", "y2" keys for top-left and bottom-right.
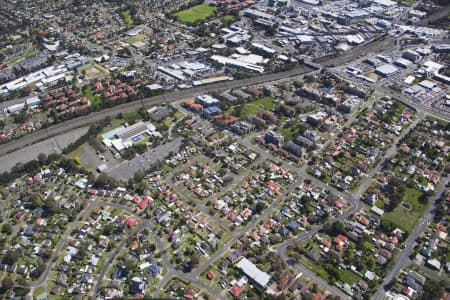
[{"x1": 373, "y1": 176, "x2": 449, "y2": 300}]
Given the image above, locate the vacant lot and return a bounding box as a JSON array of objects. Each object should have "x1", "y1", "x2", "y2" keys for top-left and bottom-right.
[
  {"x1": 78, "y1": 64, "x2": 109, "y2": 80},
  {"x1": 127, "y1": 33, "x2": 147, "y2": 46},
  {"x1": 383, "y1": 187, "x2": 426, "y2": 233},
  {"x1": 172, "y1": 4, "x2": 216, "y2": 23},
  {"x1": 229, "y1": 97, "x2": 275, "y2": 118}
]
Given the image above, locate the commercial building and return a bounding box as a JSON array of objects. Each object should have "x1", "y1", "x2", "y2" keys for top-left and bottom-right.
[
  {"x1": 432, "y1": 44, "x2": 450, "y2": 53},
  {"x1": 210, "y1": 55, "x2": 265, "y2": 73},
  {"x1": 102, "y1": 121, "x2": 161, "y2": 151},
  {"x1": 195, "y1": 95, "x2": 220, "y2": 107},
  {"x1": 394, "y1": 58, "x2": 413, "y2": 68},
  {"x1": 243, "y1": 8, "x2": 274, "y2": 21},
  {"x1": 403, "y1": 50, "x2": 421, "y2": 63},
  {"x1": 251, "y1": 43, "x2": 277, "y2": 56},
  {"x1": 372, "y1": 0, "x2": 397, "y2": 7},
  {"x1": 157, "y1": 66, "x2": 185, "y2": 81},
  {"x1": 375, "y1": 64, "x2": 399, "y2": 77},
  {"x1": 236, "y1": 257, "x2": 271, "y2": 288}
]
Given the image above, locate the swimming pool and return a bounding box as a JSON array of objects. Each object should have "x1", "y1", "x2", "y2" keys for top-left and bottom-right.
[{"x1": 103, "y1": 125, "x2": 125, "y2": 139}]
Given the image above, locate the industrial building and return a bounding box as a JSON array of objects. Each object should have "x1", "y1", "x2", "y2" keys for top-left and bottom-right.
[
  {"x1": 210, "y1": 55, "x2": 265, "y2": 73},
  {"x1": 394, "y1": 58, "x2": 413, "y2": 68},
  {"x1": 402, "y1": 50, "x2": 421, "y2": 63},
  {"x1": 375, "y1": 64, "x2": 399, "y2": 77},
  {"x1": 236, "y1": 257, "x2": 271, "y2": 288},
  {"x1": 5, "y1": 96, "x2": 41, "y2": 114}
]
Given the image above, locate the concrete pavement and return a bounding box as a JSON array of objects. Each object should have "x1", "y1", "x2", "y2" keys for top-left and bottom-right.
[{"x1": 0, "y1": 127, "x2": 88, "y2": 173}]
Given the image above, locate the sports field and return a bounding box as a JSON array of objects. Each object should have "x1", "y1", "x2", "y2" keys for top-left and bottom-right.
[{"x1": 172, "y1": 4, "x2": 216, "y2": 23}]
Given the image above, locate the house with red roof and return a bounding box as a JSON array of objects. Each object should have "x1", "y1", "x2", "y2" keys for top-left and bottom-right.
[
  {"x1": 129, "y1": 240, "x2": 139, "y2": 251},
  {"x1": 267, "y1": 180, "x2": 281, "y2": 195},
  {"x1": 184, "y1": 288, "x2": 195, "y2": 299},
  {"x1": 230, "y1": 284, "x2": 245, "y2": 297},
  {"x1": 334, "y1": 234, "x2": 348, "y2": 251},
  {"x1": 137, "y1": 197, "x2": 151, "y2": 210},
  {"x1": 207, "y1": 271, "x2": 215, "y2": 280},
  {"x1": 124, "y1": 217, "x2": 140, "y2": 228},
  {"x1": 321, "y1": 239, "x2": 331, "y2": 248},
  {"x1": 359, "y1": 216, "x2": 370, "y2": 226}
]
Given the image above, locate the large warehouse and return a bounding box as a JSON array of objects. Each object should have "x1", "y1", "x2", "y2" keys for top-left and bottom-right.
[{"x1": 375, "y1": 64, "x2": 399, "y2": 77}]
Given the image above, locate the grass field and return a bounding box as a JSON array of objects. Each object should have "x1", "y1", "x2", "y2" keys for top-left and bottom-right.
[
  {"x1": 78, "y1": 64, "x2": 109, "y2": 80},
  {"x1": 229, "y1": 97, "x2": 275, "y2": 118},
  {"x1": 120, "y1": 10, "x2": 134, "y2": 28},
  {"x1": 222, "y1": 15, "x2": 235, "y2": 22},
  {"x1": 172, "y1": 4, "x2": 217, "y2": 23},
  {"x1": 383, "y1": 187, "x2": 426, "y2": 233},
  {"x1": 6, "y1": 48, "x2": 39, "y2": 66},
  {"x1": 127, "y1": 33, "x2": 147, "y2": 45}
]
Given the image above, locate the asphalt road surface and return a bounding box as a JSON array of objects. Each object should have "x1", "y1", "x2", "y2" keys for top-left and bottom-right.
[{"x1": 106, "y1": 137, "x2": 183, "y2": 181}]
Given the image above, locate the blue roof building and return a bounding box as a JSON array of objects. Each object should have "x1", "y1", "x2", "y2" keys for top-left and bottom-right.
[{"x1": 203, "y1": 106, "x2": 222, "y2": 118}]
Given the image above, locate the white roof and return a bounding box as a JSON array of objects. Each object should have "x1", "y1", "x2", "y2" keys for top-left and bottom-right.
[
  {"x1": 210, "y1": 55, "x2": 264, "y2": 73},
  {"x1": 404, "y1": 76, "x2": 415, "y2": 85},
  {"x1": 419, "y1": 80, "x2": 436, "y2": 90},
  {"x1": 423, "y1": 60, "x2": 444, "y2": 73},
  {"x1": 236, "y1": 257, "x2": 271, "y2": 287},
  {"x1": 372, "y1": 0, "x2": 397, "y2": 7},
  {"x1": 111, "y1": 139, "x2": 125, "y2": 151},
  {"x1": 376, "y1": 64, "x2": 398, "y2": 75},
  {"x1": 371, "y1": 206, "x2": 384, "y2": 216}
]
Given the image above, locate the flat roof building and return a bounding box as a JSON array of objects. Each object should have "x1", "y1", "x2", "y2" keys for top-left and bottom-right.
[
  {"x1": 375, "y1": 64, "x2": 399, "y2": 77},
  {"x1": 394, "y1": 58, "x2": 413, "y2": 68},
  {"x1": 236, "y1": 258, "x2": 271, "y2": 288}
]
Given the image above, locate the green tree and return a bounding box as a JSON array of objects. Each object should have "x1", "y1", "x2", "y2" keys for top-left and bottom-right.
[
  {"x1": 133, "y1": 170, "x2": 145, "y2": 183},
  {"x1": 3, "y1": 250, "x2": 19, "y2": 265},
  {"x1": 421, "y1": 279, "x2": 445, "y2": 300},
  {"x1": 43, "y1": 196, "x2": 58, "y2": 216},
  {"x1": 1, "y1": 277, "x2": 14, "y2": 293},
  {"x1": 1, "y1": 224, "x2": 12, "y2": 235}
]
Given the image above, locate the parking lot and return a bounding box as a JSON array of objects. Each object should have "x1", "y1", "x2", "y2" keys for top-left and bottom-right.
[{"x1": 107, "y1": 137, "x2": 183, "y2": 181}]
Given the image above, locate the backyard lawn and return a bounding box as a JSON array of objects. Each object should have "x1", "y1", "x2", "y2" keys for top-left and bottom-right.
[
  {"x1": 172, "y1": 4, "x2": 217, "y2": 23},
  {"x1": 81, "y1": 86, "x2": 102, "y2": 109},
  {"x1": 339, "y1": 269, "x2": 361, "y2": 285},
  {"x1": 383, "y1": 187, "x2": 426, "y2": 233}
]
